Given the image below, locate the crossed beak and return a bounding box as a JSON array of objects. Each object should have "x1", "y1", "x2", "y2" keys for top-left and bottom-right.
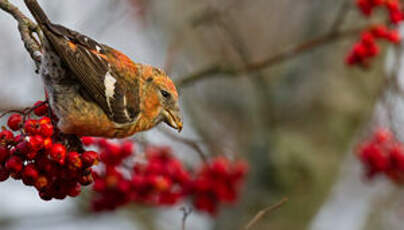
[{"x1": 163, "y1": 108, "x2": 182, "y2": 132}]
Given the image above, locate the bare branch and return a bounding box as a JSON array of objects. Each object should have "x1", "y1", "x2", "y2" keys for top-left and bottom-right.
[
  {"x1": 177, "y1": 26, "x2": 365, "y2": 88},
  {"x1": 245, "y1": 27, "x2": 363, "y2": 70},
  {"x1": 243, "y1": 198, "x2": 288, "y2": 230},
  {"x1": 175, "y1": 64, "x2": 236, "y2": 88},
  {"x1": 0, "y1": 0, "x2": 42, "y2": 68},
  {"x1": 191, "y1": 0, "x2": 244, "y2": 27},
  {"x1": 180, "y1": 206, "x2": 192, "y2": 230}
]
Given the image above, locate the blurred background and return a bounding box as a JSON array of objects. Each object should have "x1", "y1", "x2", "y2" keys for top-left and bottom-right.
[{"x1": 0, "y1": 0, "x2": 401, "y2": 229}]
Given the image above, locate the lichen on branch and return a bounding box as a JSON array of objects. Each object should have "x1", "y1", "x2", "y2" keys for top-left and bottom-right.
[{"x1": 0, "y1": 0, "x2": 42, "y2": 69}]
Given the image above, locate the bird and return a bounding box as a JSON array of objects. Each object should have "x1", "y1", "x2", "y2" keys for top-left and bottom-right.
[{"x1": 23, "y1": 0, "x2": 182, "y2": 138}]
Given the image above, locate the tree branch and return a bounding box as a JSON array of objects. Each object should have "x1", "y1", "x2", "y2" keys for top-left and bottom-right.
[
  {"x1": 180, "y1": 206, "x2": 192, "y2": 230},
  {"x1": 0, "y1": 0, "x2": 42, "y2": 69},
  {"x1": 191, "y1": 0, "x2": 244, "y2": 28},
  {"x1": 177, "y1": 26, "x2": 365, "y2": 88},
  {"x1": 243, "y1": 197, "x2": 288, "y2": 230}
]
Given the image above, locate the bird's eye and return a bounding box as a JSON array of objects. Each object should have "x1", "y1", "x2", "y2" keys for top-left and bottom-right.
[{"x1": 160, "y1": 90, "x2": 171, "y2": 99}]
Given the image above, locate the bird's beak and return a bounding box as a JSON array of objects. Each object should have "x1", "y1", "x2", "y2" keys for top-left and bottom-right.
[{"x1": 163, "y1": 108, "x2": 182, "y2": 132}]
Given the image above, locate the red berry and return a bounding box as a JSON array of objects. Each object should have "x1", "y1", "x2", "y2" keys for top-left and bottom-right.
[
  {"x1": 10, "y1": 172, "x2": 22, "y2": 180},
  {"x1": 16, "y1": 140, "x2": 31, "y2": 155},
  {"x1": 356, "y1": 0, "x2": 373, "y2": 16},
  {"x1": 0, "y1": 166, "x2": 9, "y2": 182},
  {"x1": 5, "y1": 156, "x2": 23, "y2": 174},
  {"x1": 374, "y1": 129, "x2": 392, "y2": 143},
  {"x1": 7, "y1": 114, "x2": 22, "y2": 131},
  {"x1": 215, "y1": 182, "x2": 236, "y2": 202},
  {"x1": 353, "y1": 43, "x2": 368, "y2": 58},
  {"x1": 152, "y1": 176, "x2": 172, "y2": 192},
  {"x1": 361, "y1": 32, "x2": 375, "y2": 46},
  {"x1": 52, "y1": 187, "x2": 67, "y2": 200},
  {"x1": 81, "y1": 151, "x2": 99, "y2": 167},
  {"x1": 81, "y1": 136, "x2": 95, "y2": 146},
  {"x1": 345, "y1": 54, "x2": 358, "y2": 65},
  {"x1": 120, "y1": 141, "x2": 134, "y2": 158},
  {"x1": 388, "y1": 30, "x2": 401, "y2": 43},
  {"x1": 366, "y1": 43, "x2": 380, "y2": 57},
  {"x1": 35, "y1": 156, "x2": 53, "y2": 173},
  {"x1": 117, "y1": 180, "x2": 131, "y2": 193},
  {"x1": 97, "y1": 138, "x2": 109, "y2": 148},
  {"x1": 67, "y1": 152, "x2": 82, "y2": 169},
  {"x1": 371, "y1": 25, "x2": 388, "y2": 38},
  {"x1": 373, "y1": 0, "x2": 384, "y2": 6},
  {"x1": 49, "y1": 143, "x2": 66, "y2": 165},
  {"x1": 33, "y1": 101, "x2": 48, "y2": 116},
  {"x1": 22, "y1": 164, "x2": 39, "y2": 186},
  {"x1": 93, "y1": 179, "x2": 106, "y2": 192},
  {"x1": 39, "y1": 123, "x2": 54, "y2": 137},
  {"x1": 68, "y1": 183, "x2": 81, "y2": 197},
  {"x1": 211, "y1": 157, "x2": 230, "y2": 176},
  {"x1": 232, "y1": 161, "x2": 249, "y2": 181},
  {"x1": 24, "y1": 119, "x2": 39, "y2": 135},
  {"x1": 43, "y1": 137, "x2": 53, "y2": 150},
  {"x1": 0, "y1": 146, "x2": 10, "y2": 164},
  {"x1": 26, "y1": 151, "x2": 38, "y2": 160},
  {"x1": 13, "y1": 134, "x2": 24, "y2": 143},
  {"x1": 389, "y1": 11, "x2": 403, "y2": 24},
  {"x1": 35, "y1": 176, "x2": 48, "y2": 191},
  {"x1": 194, "y1": 194, "x2": 217, "y2": 215},
  {"x1": 29, "y1": 135, "x2": 44, "y2": 151},
  {"x1": 131, "y1": 175, "x2": 145, "y2": 188},
  {"x1": 386, "y1": 0, "x2": 400, "y2": 11},
  {"x1": 39, "y1": 191, "x2": 52, "y2": 201},
  {"x1": 79, "y1": 174, "x2": 93, "y2": 186},
  {"x1": 38, "y1": 117, "x2": 51, "y2": 125},
  {"x1": 0, "y1": 130, "x2": 14, "y2": 144}
]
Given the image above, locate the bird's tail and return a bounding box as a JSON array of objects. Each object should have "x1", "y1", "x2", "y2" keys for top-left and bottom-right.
[{"x1": 24, "y1": 0, "x2": 50, "y2": 25}]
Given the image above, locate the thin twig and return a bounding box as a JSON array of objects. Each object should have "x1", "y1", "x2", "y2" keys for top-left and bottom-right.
[
  {"x1": 21, "y1": 100, "x2": 48, "y2": 124},
  {"x1": 190, "y1": 0, "x2": 244, "y2": 27},
  {"x1": 0, "y1": 110, "x2": 25, "y2": 119},
  {"x1": 177, "y1": 26, "x2": 366, "y2": 88},
  {"x1": 180, "y1": 206, "x2": 192, "y2": 230},
  {"x1": 158, "y1": 127, "x2": 208, "y2": 163},
  {"x1": 0, "y1": 0, "x2": 42, "y2": 69},
  {"x1": 243, "y1": 197, "x2": 288, "y2": 230},
  {"x1": 0, "y1": 100, "x2": 48, "y2": 136}
]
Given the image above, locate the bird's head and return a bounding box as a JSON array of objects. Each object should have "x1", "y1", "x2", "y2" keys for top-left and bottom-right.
[{"x1": 141, "y1": 67, "x2": 182, "y2": 132}]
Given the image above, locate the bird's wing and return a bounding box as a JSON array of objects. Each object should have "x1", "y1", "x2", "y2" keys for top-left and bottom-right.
[{"x1": 42, "y1": 23, "x2": 139, "y2": 124}]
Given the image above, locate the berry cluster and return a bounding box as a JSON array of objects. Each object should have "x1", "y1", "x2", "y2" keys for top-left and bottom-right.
[
  {"x1": 90, "y1": 142, "x2": 191, "y2": 211},
  {"x1": 356, "y1": 0, "x2": 403, "y2": 23},
  {"x1": 347, "y1": 0, "x2": 403, "y2": 66},
  {"x1": 0, "y1": 101, "x2": 99, "y2": 200},
  {"x1": 346, "y1": 26, "x2": 401, "y2": 65},
  {"x1": 356, "y1": 0, "x2": 383, "y2": 16},
  {"x1": 86, "y1": 138, "x2": 248, "y2": 215},
  {"x1": 0, "y1": 102, "x2": 249, "y2": 215},
  {"x1": 191, "y1": 157, "x2": 248, "y2": 215},
  {"x1": 357, "y1": 128, "x2": 404, "y2": 183}
]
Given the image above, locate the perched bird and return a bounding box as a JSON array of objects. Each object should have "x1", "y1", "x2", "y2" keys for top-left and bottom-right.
[{"x1": 23, "y1": 0, "x2": 182, "y2": 138}]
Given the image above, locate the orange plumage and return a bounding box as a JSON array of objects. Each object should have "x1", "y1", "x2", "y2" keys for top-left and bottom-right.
[{"x1": 24, "y1": 0, "x2": 182, "y2": 138}]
